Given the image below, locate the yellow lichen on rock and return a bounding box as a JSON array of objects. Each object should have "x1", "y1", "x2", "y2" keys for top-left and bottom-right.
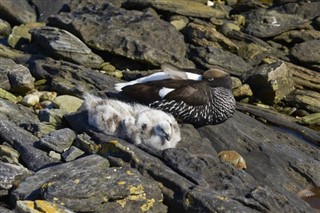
[
  {"x1": 218, "y1": 150, "x2": 247, "y2": 170},
  {"x1": 140, "y1": 198, "x2": 155, "y2": 212},
  {"x1": 130, "y1": 184, "x2": 145, "y2": 195},
  {"x1": 117, "y1": 181, "x2": 126, "y2": 185}
]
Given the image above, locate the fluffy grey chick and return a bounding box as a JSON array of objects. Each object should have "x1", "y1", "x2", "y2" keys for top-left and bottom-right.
[
  {"x1": 127, "y1": 108, "x2": 181, "y2": 150},
  {"x1": 83, "y1": 94, "x2": 135, "y2": 137}
]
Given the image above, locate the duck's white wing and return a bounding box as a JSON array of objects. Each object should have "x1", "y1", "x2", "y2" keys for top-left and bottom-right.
[
  {"x1": 161, "y1": 63, "x2": 202, "y2": 81},
  {"x1": 115, "y1": 72, "x2": 170, "y2": 91}
]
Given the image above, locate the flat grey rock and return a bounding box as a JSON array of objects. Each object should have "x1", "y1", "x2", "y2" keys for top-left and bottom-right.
[
  {"x1": 39, "y1": 128, "x2": 76, "y2": 153},
  {"x1": 243, "y1": 8, "x2": 307, "y2": 38},
  {"x1": 0, "y1": 162, "x2": 31, "y2": 192},
  {"x1": 188, "y1": 45, "x2": 252, "y2": 76},
  {"x1": 291, "y1": 39, "x2": 320, "y2": 66},
  {"x1": 0, "y1": 119, "x2": 60, "y2": 171},
  {"x1": 48, "y1": 3, "x2": 194, "y2": 68},
  {"x1": 0, "y1": 0, "x2": 36, "y2": 25},
  {"x1": 30, "y1": 26, "x2": 103, "y2": 69}
]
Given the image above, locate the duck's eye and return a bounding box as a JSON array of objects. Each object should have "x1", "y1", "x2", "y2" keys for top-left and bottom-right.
[{"x1": 208, "y1": 78, "x2": 214, "y2": 82}]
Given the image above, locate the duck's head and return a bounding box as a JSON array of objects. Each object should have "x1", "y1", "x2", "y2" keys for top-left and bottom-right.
[{"x1": 202, "y1": 69, "x2": 233, "y2": 89}]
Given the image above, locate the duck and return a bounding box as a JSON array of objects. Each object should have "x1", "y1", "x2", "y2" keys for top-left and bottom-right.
[{"x1": 115, "y1": 63, "x2": 236, "y2": 127}]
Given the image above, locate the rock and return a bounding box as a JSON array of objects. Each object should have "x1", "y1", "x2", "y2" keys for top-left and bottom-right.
[
  {"x1": 246, "y1": 61, "x2": 295, "y2": 104},
  {"x1": 274, "y1": 29, "x2": 320, "y2": 45},
  {"x1": 30, "y1": 0, "x2": 70, "y2": 22},
  {"x1": 0, "y1": 162, "x2": 31, "y2": 195},
  {"x1": 8, "y1": 22, "x2": 45, "y2": 49},
  {"x1": 273, "y1": 1, "x2": 320, "y2": 20},
  {"x1": 0, "y1": 119, "x2": 60, "y2": 171},
  {"x1": 30, "y1": 26, "x2": 104, "y2": 69},
  {"x1": 0, "y1": 57, "x2": 19, "y2": 91},
  {"x1": 20, "y1": 94, "x2": 39, "y2": 107},
  {"x1": 197, "y1": 111, "x2": 320, "y2": 210},
  {"x1": 290, "y1": 39, "x2": 320, "y2": 70},
  {"x1": 38, "y1": 108, "x2": 65, "y2": 127},
  {"x1": 285, "y1": 62, "x2": 320, "y2": 92},
  {"x1": 29, "y1": 58, "x2": 120, "y2": 97},
  {"x1": 53, "y1": 95, "x2": 83, "y2": 113},
  {"x1": 48, "y1": 3, "x2": 194, "y2": 68},
  {"x1": 12, "y1": 154, "x2": 167, "y2": 212},
  {"x1": 218, "y1": 150, "x2": 247, "y2": 169},
  {"x1": 74, "y1": 133, "x2": 101, "y2": 154},
  {"x1": 0, "y1": 88, "x2": 18, "y2": 103},
  {"x1": 16, "y1": 200, "x2": 74, "y2": 213},
  {"x1": 0, "y1": 145, "x2": 20, "y2": 165},
  {"x1": 243, "y1": 8, "x2": 307, "y2": 38},
  {"x1": 232, "y1": 84, "x2": 253, "y2": 100},
  {"x1": 0, "y1": 18, "x2": 11, "y2": 37},
  {"x1": 188, "y1": 45, "x2": 252, "y2": 76},
  {"x1": 0, "y1": 206, "x2": 14, "y2": 213},
  {"x1": 299, "y1": 113, "x2": 320, "y2": 125},
  {"x1": 48, "y1": 151, "x2": 61, "y2": 160},
  {"x1": 0, "y1": 98, "x2": 39, "y2": 127},
  {"x1": 8, "y1": 67, "x2": 35, "y2": 95},
  {"x1": 0, "y1": 0, "x2": 36, "y2": 25},
  {"x1": 185, "y1": 22, "x2": 239, "y2": 53},
  {"x1": 39, "y1": 128, "x2": 77, "y2": 153},
  {"x1": 225, "y1": 30, "x2": 276, "y2": 66},
  {"x1": 123, "y1": 0, "x2": 226, "y2": 18},
  {"x1": 62, "y1": 146, "x2": 85, "y2": 161},
  {"x1": 285, "y1": 89, "x2": 320, "y2": 113},
  {"x1": 169, "y1": 15, "x2": 189, "y2": 31}
]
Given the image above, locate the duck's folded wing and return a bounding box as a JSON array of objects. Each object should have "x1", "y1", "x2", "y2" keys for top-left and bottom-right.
[{"x1": 163, "y1": 84, "x2": 209, "y2": 106}]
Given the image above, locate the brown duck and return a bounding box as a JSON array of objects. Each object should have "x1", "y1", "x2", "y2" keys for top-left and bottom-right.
[{"x1": 115, "y1": 63, "x2": 236, "y2": 127}]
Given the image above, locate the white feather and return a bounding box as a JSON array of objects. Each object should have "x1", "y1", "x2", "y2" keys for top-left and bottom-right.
[
  {"x1": 115, "y1": 72, "x2": 170, "y2": 91},
  {"x1": 159, "y1": 87, "x2": 175, "y2": 98}
]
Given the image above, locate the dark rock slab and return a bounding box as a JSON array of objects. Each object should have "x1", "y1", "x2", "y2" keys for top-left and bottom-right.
[
  {"x1": 48, "y1": 3, "x2": 194, "y2": 68},
  {"x1": 0, "y1": 57, "x2": 19, "y2": 91},
  {"x1": 236, "y1": 102, "x2": 320, "y2": 146},
  {"x1": 243, "y1": 8, "x2": 307, "y2": 38},
  {"x1": 0, "y1": 206, "x2": 14, "y2": 213},
  {"x1": 273, "y1": 1, "x2": 320, "y2": 20},
  {"x1": 0, "y1": 162, "x2": 31, "y2": 195},
  {"x1": 225, "y1": 30, "x2": 279, "y2": 66},
  {"x1": 11, "y1": 155, "x2": 108, "y2": 202},
  {"x1": 39, "y1": 128, "x2": 77, "y2": 153},
  {"x1": 7, "y1": 64, "x2": 35, "y2": 94},
  {"x1": 290, "y1": 39, "x2": 320, "y2": 67},
  {"x1": 188, "y1": 45, "x2": 252, "y2": 76},
  {"x1": 0, "y1": 0, "x2": 36, "y2": 25},
  {"x1": 245, "y1": 61, "x2": 295, "y2": 104},
  {"x1": 0, "y1": 119, "x2": 60, "y2": 171},
  {"x1": 123, "y1": 0, "x2": 226, "y2": 18},
  {"x1": 0, "y1": 57, "x2": 35, "y2": 94},
  {"x1": 30, "y1": 26, "x2": 103, "y2": 69},
  {"x1": 198, "y1": 110, "x2": 320, "y2": 196},
  {"x1": 0, "y1": 18, "x2": 11, "y2": 37},
  {"x1": 90, "y1": 126, "x2": 315, "y2": 212},
  {"x1": 30, "y1": 0, "x2": 70, "y2": 22},
  {"x1": 274, "y1": 30, "x2": 320, "y2": 44},
  {"x1": 285, "y1": 89, "x2": 320, "y2": 113},
  {"x1": 12, "y1": 154, "x2": 167, "y2": 212},
  {"x1": 185, "y1": 22, "x2": 239, "y2": 53},
  {"x1": 29, "y1": 58, "x2": 120, "y2": 98}
]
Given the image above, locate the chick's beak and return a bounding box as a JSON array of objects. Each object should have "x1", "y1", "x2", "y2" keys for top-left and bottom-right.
[{"x1": 165, "y1": 133, "x2": 171, "y2": 141}]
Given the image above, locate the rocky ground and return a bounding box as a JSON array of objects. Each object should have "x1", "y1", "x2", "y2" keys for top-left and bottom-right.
[{"x1": 0, "y1": 0, "x2": 320, "y2": 212}]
